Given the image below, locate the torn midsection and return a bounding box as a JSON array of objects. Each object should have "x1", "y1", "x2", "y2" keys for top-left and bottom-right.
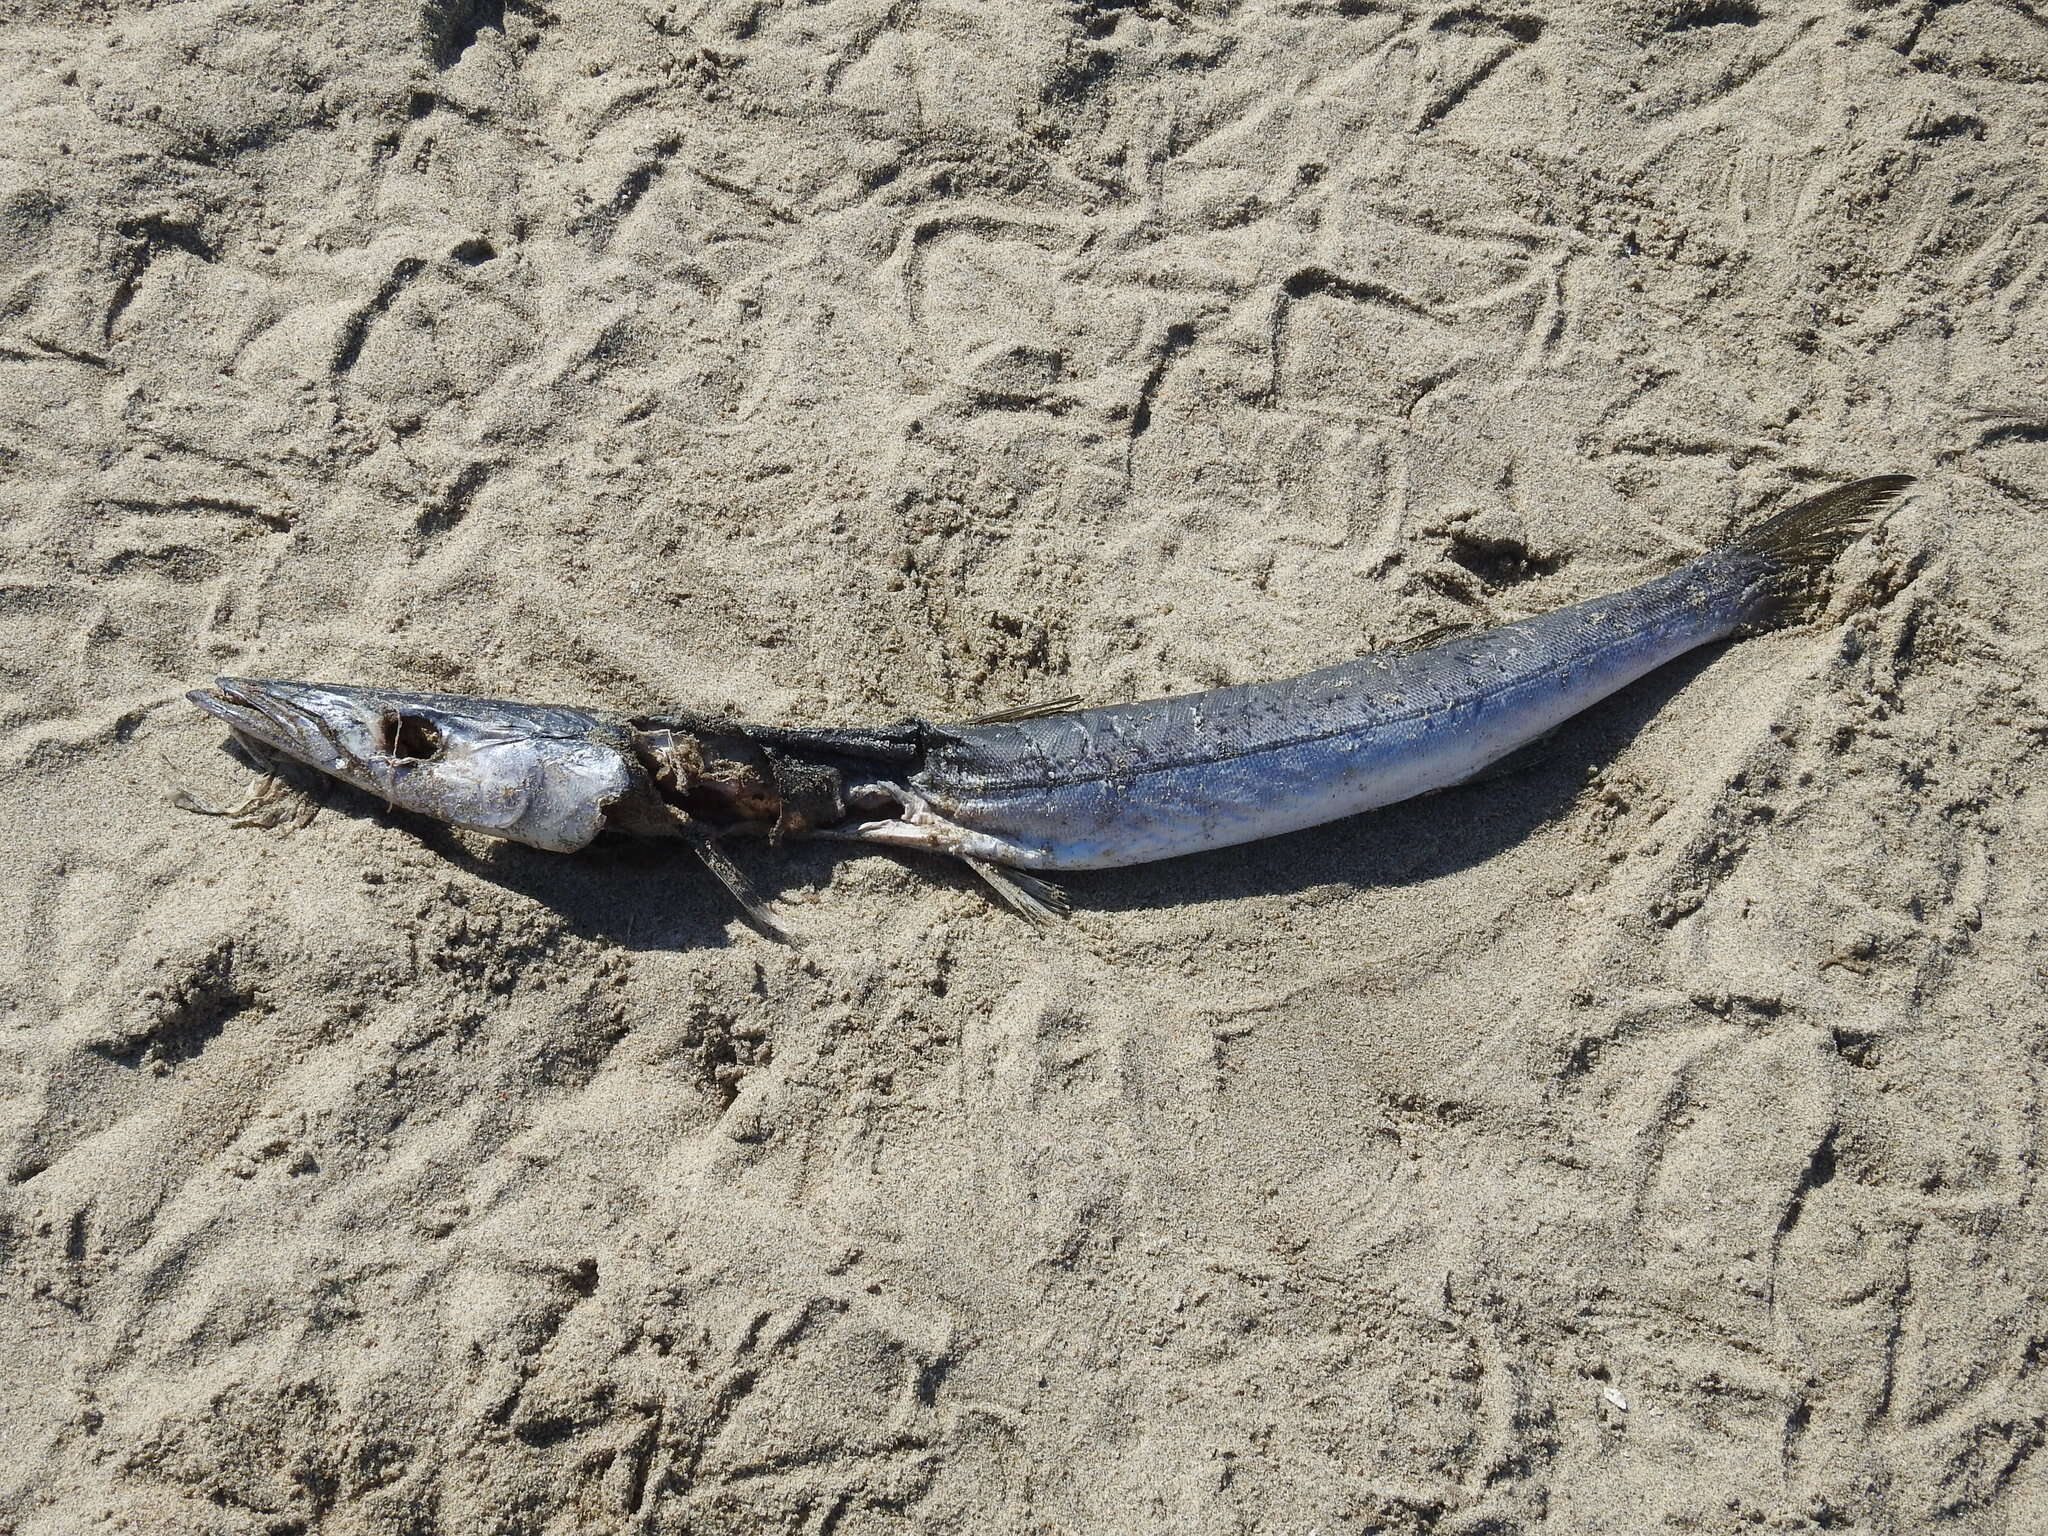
[
  {"x1": 620, "y1": 721, "x2": 869, "y2": 843},
  {"x1": 606, "y1": 722, "x2": 1038, "y2": 871}
]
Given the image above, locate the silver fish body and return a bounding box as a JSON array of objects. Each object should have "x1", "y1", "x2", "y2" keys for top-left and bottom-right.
[
  {"x1": 910, "y1": 559, "x2": 1744, "y2": 870},
  {"x1": 862, "y1": 475, "x2": 1909, "y2": 883}
]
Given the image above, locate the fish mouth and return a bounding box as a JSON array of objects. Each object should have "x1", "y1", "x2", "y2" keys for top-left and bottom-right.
[{"x1": 187, "y1": 677, "x2": 353, "y2": 770}]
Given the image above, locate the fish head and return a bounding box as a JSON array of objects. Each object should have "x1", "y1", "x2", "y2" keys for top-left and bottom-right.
[{"x1": 188, "y1": 677, "x2": 644, "y2": 852}]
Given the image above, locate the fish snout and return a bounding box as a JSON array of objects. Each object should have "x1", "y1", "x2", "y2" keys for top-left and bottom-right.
[
  {"x1": 187, "y1": 677, "x2": 346, "y2": 767},
  {"x1": 188, "y1": 676, "x2": 275, "y2": 735}
]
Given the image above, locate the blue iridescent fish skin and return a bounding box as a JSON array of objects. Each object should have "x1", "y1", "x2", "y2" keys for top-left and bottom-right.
[{"x1": 915, "y1": 562, "x2": 1739, "y2": 869}]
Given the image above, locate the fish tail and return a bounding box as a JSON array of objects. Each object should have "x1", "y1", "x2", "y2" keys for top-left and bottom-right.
[{"x1": 1722, "y1": 473, "x2": 1912, "y2": 628}]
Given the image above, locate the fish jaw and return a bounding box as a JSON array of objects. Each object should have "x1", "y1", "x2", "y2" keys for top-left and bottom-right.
[
  {"x1": 189, "y1": 677, "x2": 377, "y2": 786},
  {"x1": 187, "y1": 677, "x2": 644, "y2": 852}
]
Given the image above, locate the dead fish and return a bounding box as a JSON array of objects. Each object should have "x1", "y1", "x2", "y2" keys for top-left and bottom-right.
[{"x1": 189, "y1": 475, "x2": 1909, "y2": 929}]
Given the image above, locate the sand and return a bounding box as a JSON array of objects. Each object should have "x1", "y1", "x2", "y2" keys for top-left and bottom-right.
[{"x1": 1, "y1": 1, "x2": 2044, "y2": 1531}]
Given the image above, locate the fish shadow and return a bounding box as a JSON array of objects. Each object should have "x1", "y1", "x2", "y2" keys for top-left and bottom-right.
[
  {"x1": 280, "y1": 644, "x2": 1725, "y2": 947},
  {"x1": 250, "y1": 779, "x2": 743, "y2": 951},
  {"x1": 395, "y1": 822, "x2": 760, "y2": 951},
  {"x1": 263, "y1": 771, "x2": 790, "y2": 950}
]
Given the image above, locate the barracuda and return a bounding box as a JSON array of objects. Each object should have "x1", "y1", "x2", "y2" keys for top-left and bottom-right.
[{"x1": 189, "y1": 475, "x2": 1909, "y2": 931}]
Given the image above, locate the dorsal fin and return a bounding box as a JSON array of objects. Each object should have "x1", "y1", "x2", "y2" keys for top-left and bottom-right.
[
  {"x1": 964, "y1": 695, "x2": 1083, "y2": 725},
  {"x1": 1389, "y1": 623, "x2": 1469, "y2": 655}
]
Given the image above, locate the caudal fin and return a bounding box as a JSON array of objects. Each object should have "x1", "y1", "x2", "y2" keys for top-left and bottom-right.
[{"x1": 1725, "y1": 474, "x2": 1911, "y2": 626}]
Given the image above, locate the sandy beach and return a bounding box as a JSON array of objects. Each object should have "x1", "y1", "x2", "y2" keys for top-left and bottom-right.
[{"x1": 2, "y1": 1, "x2": 2044, "y2": 1531}]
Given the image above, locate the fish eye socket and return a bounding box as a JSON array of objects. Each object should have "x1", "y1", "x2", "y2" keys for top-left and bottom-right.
[{"x1": 378, "y1": 710, "x2": 445, "y2": 762}]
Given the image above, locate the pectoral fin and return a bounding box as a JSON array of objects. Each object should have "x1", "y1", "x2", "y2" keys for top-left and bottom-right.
[{"x1": 677, "y1": 820, "x2": 795, "y2": 944}]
